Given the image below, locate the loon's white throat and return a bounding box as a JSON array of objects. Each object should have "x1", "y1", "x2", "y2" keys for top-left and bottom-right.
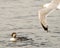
[{"x1": 10, "y1": 38, "x2": 16, "y2": 42}]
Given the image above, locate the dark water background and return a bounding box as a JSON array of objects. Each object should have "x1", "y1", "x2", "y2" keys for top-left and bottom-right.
[{"x1": 0, "y1": 0, "x2": 60, "y2": 48}]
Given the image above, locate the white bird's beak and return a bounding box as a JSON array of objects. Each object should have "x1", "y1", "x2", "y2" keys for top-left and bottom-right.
[{"x1": 41, "y1": 23, "x2": 48, "y2": 32}]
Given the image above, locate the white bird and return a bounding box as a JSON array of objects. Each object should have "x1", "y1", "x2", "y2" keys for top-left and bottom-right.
[{"x1": 39, "y1": 0, "x2": 60, "y2": 32}]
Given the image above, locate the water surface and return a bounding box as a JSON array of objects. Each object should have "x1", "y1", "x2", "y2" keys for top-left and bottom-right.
[{"x1": 0, "y1": 0, "x2": 60, "y2": 48}]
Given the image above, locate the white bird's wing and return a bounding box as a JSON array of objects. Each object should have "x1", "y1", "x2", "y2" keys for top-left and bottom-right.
[
  {"x1": 43, "y1": 3, "x2": 60, "y2": 10},
  {"x1": 43, "y1": 3, "x2": 50, "y2": 8},
  {"x1": 57, "y1": 3, "x2": 60, "y2": 9}
]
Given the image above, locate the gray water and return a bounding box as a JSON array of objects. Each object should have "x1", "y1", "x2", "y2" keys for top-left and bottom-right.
[{"x1": 0, "y1": 0, "x2": 60, "y2": 48}]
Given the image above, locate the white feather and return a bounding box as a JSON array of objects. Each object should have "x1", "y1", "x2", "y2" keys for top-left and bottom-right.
[
  {"x1": 43, "y1": 3, "x2": 50, "y2": 8},
  {"x1": 57, "y1": 3, "x2": 60, "y2": 9}
]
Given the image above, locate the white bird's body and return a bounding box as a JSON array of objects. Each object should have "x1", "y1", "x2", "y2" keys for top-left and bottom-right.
[{"x1": 39, "y1": 0, "x2": 60, "y2": 32}]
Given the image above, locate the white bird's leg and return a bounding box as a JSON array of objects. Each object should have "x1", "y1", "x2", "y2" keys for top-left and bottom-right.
[{"x1": 39, "y1": 0, "x2": 60, "y2": 32}]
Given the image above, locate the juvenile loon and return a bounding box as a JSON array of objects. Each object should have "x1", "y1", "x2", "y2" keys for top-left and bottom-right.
[{"x1": 10, "y1": 32, "x2": 31, "y2": 42}]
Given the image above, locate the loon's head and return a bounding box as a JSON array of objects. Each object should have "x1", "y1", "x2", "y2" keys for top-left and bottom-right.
[
  {"x1": 10, "y1": 32, "x2": 17, "y2": 42},
  {"x1": 11, "y1": 32, "x2": 16, "y2": 38}
]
